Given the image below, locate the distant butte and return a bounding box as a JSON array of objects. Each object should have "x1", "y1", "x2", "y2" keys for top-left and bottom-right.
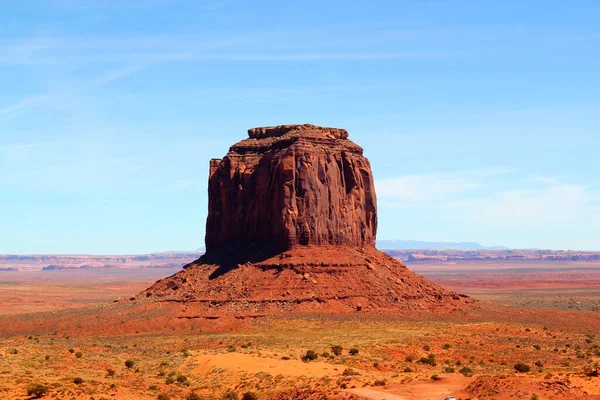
[{"x1": 142, "y1": 124, "x2": 470, "y2": 315}]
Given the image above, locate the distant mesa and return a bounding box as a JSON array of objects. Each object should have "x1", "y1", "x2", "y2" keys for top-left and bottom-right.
[
  {"x1": 142, "y1": 124, "x2": 469, "y2": 314},
  {"x1": 377, "y1": 240, "x2": 508, "y2": 251}
]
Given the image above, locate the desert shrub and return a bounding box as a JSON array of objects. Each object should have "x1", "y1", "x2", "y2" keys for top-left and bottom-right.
[
  {"x1": 166, "y1": 376, "x2": 175, "y2": 384},
  {"x1": 331, "y1": 345, "x2": 343, "y2": 356},
  {"x1": 73, "y1": 377, "x2": 84, "y2": 384},
  {"x1": 459, "y1": 366, "x2": 474, "y2": 377},
  {"x1": 584, "y1": 362, "x2": 600, "y2": 377},
  {"x1": 280, "y1": 356, "x2": 290, "y2": 360},
  {"x1": 342, "y1": 368, "x2": 361, "y2": 376},
  {"x1": 418, "y1": 354, "x2": 436, "y2": 366},
  {"x1": 442, "y1": 343, "x2": 451, "y2": 350},
  {"x1": 533, "y1": 344, "x2": 541, "y2": 350},
  {"x1": 423, "y1": 344, "x2": 430, "y2": 351},
  {"x1": 405, "y1": 355, "x2": 414, "y2": 363},
  {"x1": 177, "y1": 374, "x2": 188, "y2": 384},
  {"x1": 445, "y1": 367, "x2": 455, "y2": 373},
  {"x1": 514, "y1": 362, "x2": 531, "y2": 373},
  {"x1": 403, "y1": 367, "x2": 413, "y2": 373},
  {"x1": 227, "y1": 345, "x2": 236, "y2": 352},
  {"x1": 68, "y1": 348, "x2": 75, "y2": 354},
  {"x1": 27, "y1": 383, "x2": 49, "y2": 398},
  {"x1": 181, "y1": 349, "x2": 189, "y2": 357},
  {"x1": 222, "y1": 391, "x2": 239, "y2": 400},
  {"x1": 157, "y1": 394, "x2": 170, "y2": 400},
  {"x1": 373, "y1": 379, "x2": 386, "y2": 386},
  {"x1": 242, "y1": 392, "x2": 258, "y2": 400},
  {"x1": 431, "y1": 374, "x2": 441, "y2": 381},
  {"x1": 321, "y1": 352, "x2": 331, "y2": 358},
  {"x1": 186, "y1": 393, "x2": 202, "y2": 400},
  {"x1": 106, "y1": 368, "x2": 116, "y2": 377},
  {"x1": 349, "y1": 347, "x2": 359, "y2": 356},
  {"x1": 531, "y1": 395, "x2": 539, "y2": 400},
  {"x1": 75, "y1": 351, "x2": 83, "y2": 358},
  {"x1": 125, "y1": 360, "x2": 135, "y2": 368},
  {"x1": 373, "y1": 362, "x2": 379, "y2": 368},
  {"x1": 534, "y1": 360, "x2": 544, "y2": 368},
  {"x1": 301, "y1": 350, "x2": 318, "y2": 362},
  {"x1": 159, "y1": 361, "x2": 169, "y2": 367}
]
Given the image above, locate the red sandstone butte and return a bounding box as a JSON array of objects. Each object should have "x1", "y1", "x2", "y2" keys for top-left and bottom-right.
[
  {"x1": 142, "y1": 124, "x2": 470, "y2": 314},
  {"x1": 206, "y1": 124, "x2": 377, "y2": 254}
]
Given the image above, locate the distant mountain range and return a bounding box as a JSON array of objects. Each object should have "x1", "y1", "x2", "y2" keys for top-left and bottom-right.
[{"x1": 376, "y1": 240, "x2": 508, "y2": 250}]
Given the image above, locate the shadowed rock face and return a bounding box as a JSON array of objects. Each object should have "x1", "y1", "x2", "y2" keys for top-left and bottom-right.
[{"x1": 205, "y1": 124, "x2": 377, "y2": 255}]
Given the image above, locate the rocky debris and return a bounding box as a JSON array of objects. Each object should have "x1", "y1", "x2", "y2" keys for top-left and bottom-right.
[{"x1": 205, "y1": 124, "x2": 376, "y2": 256}]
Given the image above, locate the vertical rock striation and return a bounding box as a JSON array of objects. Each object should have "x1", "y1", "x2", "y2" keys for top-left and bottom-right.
[{"x1": 205, "y1": 124, "x2": 377, "y2": 256}]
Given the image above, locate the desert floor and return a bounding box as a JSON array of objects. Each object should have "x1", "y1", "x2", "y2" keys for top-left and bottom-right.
[{"x1": 1, "y1": 261, "x2": 599, "y2": 400}]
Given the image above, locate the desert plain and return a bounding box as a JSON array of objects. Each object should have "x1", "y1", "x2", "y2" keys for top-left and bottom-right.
[{"x1": 1, "y1": 255, "x2": 599, "y2": 400}]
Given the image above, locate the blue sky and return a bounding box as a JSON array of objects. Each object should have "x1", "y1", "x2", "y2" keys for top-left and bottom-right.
[{"x1": 1, "y1": 0, "x2": 599, "y2": 254}]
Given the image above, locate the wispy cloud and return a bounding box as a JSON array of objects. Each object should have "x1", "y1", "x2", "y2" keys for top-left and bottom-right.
[
  {"x1": 0, "y1": 23, "x2": 465, "y2": 67},
  {"x1": 376, "y1": 168, "x2": 510, "y2": 205},
  {"x1": 379, "y1": 169, "x2": 600, "y2": 231},
  {"x1": 0, "y1": 96, "x2": 49, "y2": 117},
  {"x1": 377, "y1": 173, "x2": 477, "y2": 202},
  {"x1": 448, "y1": 184, "x2": 594, "y2": 226},
  {"x1": 528, "y1": 173, "x2": 560, "y2": 185},
  {"x1": 0, "y1": 64, "x2": 145, "y2": 119}
]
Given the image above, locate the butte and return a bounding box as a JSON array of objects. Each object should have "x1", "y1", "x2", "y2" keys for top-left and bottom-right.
[{"x1": 142, "y1": 124, "x2": 470, "y2": 316}]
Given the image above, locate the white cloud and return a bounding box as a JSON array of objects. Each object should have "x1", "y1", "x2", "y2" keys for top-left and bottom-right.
[
  {"x1": 377, "y1": 173, "x2": 476, "y2": 202},
  {"x1": 378, "y1": 169, "x2": 599, "y2": 232},
  {"x1": 448, "y1": 184, "x2": 596, "y2": 227},
  {"x1": 528, "y1": 173, "x2": 560, "y2": 185},
  {"x1": 375, "y1": 168, "x2": 510, "y2": 204}
]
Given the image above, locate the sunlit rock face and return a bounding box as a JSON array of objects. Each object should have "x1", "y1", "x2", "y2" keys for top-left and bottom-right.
[{"x1": 205, "y1": 124, "x2": 377, "y2": 255}]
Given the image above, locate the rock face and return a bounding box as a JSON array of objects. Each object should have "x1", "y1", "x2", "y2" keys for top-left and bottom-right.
[
  {"x1": 142, "y1": 124, "x2": 471, "y2": 315},
  {"x1": 205, "y1": 124, "x2": 377, "y2": 256}
]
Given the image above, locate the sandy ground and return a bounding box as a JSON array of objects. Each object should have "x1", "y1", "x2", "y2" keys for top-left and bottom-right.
[{"x1": 0, "y1": 261, "x2": 599, "y2": 399}]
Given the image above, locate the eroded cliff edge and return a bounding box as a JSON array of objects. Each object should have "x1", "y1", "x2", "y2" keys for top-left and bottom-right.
[{"x1": 205, "y1": 124, "x2": 377, "y2": 257}]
